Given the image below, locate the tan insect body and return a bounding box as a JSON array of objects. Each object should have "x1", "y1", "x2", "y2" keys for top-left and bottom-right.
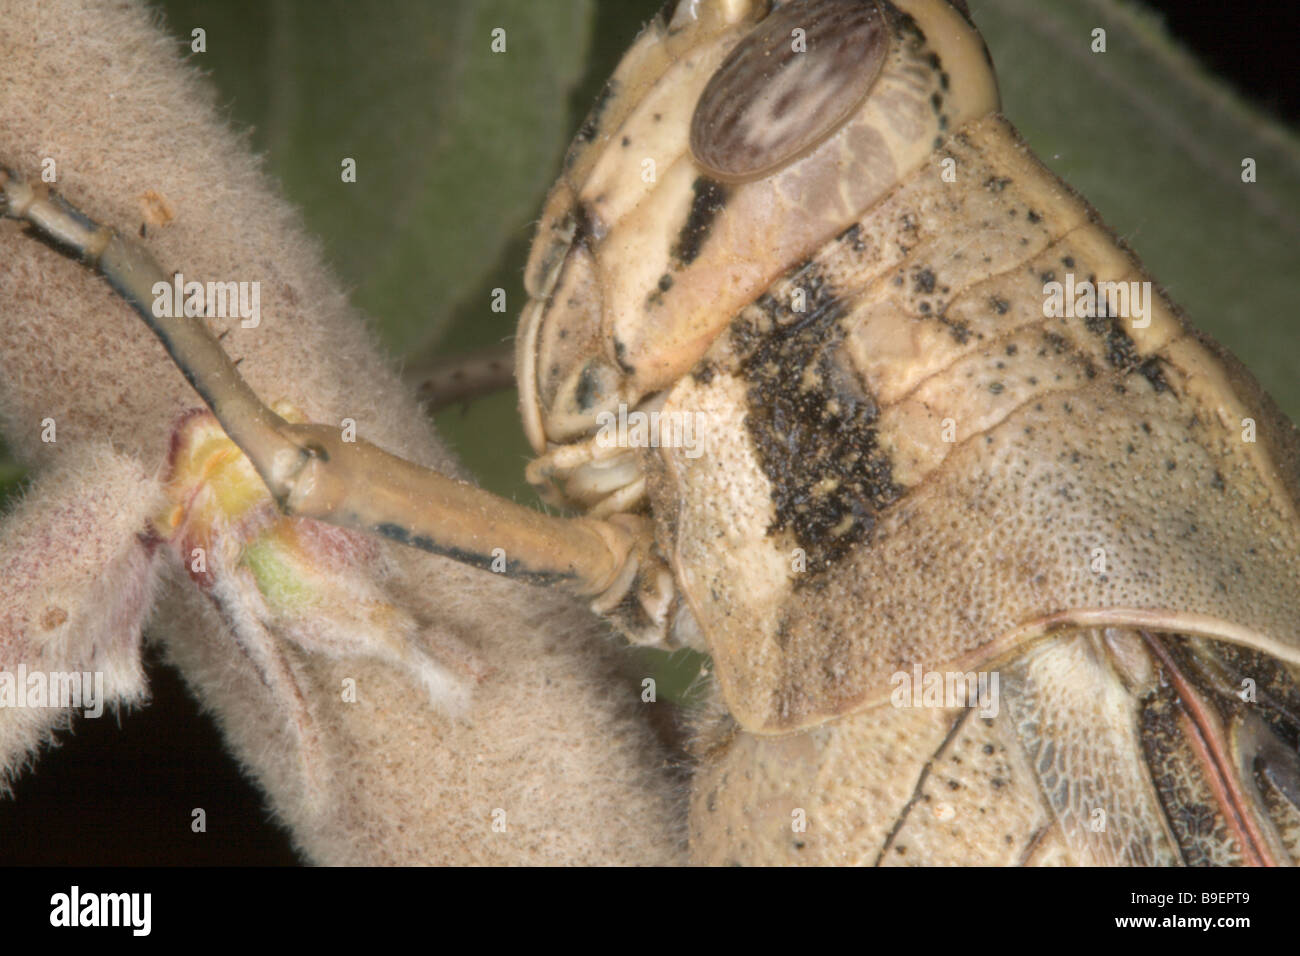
[{"x1": 515, "y1": 0, "x2": 1300, "y2": 864}]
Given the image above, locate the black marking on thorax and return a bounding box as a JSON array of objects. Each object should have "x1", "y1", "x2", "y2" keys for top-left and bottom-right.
[
  {"x1": 1078, "y1": 280, "x2": 1169, "y2": 392},
  {"x1": 731, "y1": 261, "x2": 901, "y2": 577}
]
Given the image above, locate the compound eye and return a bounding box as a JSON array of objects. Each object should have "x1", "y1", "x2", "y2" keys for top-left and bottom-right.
[{"x1": 689, "y1": 0, "x2": 889, "y2": 181}]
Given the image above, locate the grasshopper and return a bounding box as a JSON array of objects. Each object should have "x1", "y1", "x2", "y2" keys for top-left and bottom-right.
[{"x1": 3, "y1": 0, "x2": 1299, "y2": 865}]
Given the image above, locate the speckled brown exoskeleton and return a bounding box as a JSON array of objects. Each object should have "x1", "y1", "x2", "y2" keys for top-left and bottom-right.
[{"x1": 3, "y1": 0, "x2": 1299, "y2": 865}]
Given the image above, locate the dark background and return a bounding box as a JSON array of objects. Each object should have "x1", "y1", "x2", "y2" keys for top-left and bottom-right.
[
  {"x1": 2, "y1": 0, "x2": 1298, "y2": 866},
  {"x1": 1145, "y1": 0, "x2": 1300, "y2": 123}
]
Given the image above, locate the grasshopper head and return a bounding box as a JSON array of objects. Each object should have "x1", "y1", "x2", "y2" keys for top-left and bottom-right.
[{"x1": 517, "y1": 0, "x2": 999, "y2": 511}]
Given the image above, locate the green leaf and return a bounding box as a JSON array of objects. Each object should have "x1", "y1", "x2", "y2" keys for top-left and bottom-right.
[{"x1": 154, "y1": 0, "x2": 596, "y2": 356}]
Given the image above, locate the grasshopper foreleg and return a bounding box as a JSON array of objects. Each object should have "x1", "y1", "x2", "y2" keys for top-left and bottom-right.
[{"x1": 0, "y1": 168, "x2": 679, "y2": 640}]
